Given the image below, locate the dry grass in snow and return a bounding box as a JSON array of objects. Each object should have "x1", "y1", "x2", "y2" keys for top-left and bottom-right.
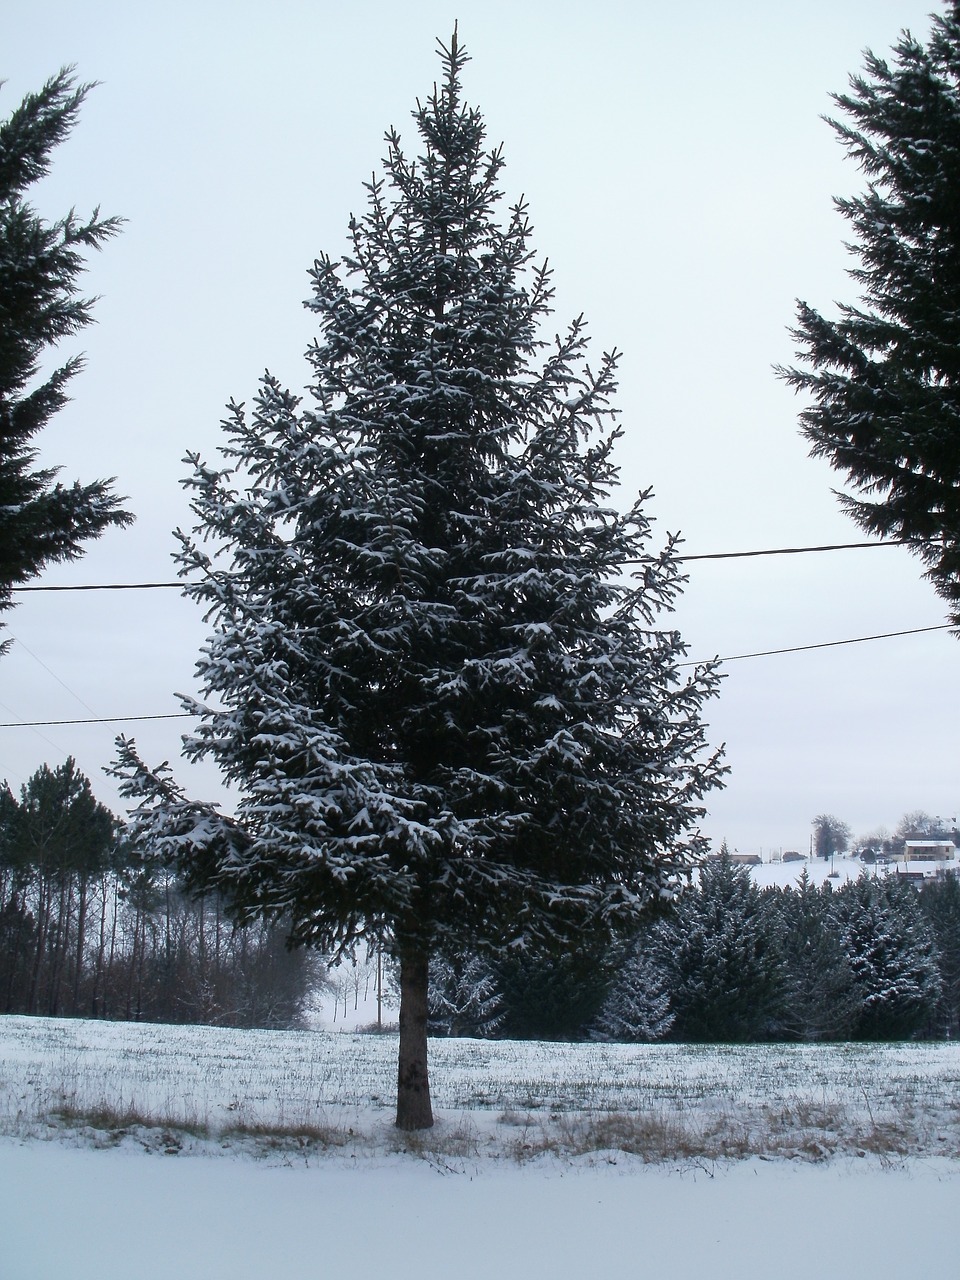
[{"x1": 2, "y1": 1015, "x2": 960, "y2": 1166}]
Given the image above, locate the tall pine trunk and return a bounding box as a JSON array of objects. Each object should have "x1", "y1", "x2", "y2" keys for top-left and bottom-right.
[{"x1": 396, "y1": 946, "x2": 432, "y2": 1130}]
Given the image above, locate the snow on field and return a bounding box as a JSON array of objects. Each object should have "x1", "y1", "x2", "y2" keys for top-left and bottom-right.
[
  {"x1": 749, "y1": 854, "x2": 866, "y2": 888},
  {"x1": 2, "y1": 1015, "x2": 960, "y2": 1279}
]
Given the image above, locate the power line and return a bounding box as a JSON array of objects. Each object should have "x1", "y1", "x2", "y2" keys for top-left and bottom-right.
[
  {"x1": 671, "y1": 539, "x2": 905, "y2": 564},
  {"x1": 678, "y1": 623, "x2": 952, "y2": 668},
  {"x1": 12, "y1": 581, "x2": 181, "y2": 592},
  {"x1": 0, "y1": 713, "x2": 190, "y2": 728},
  {"x1": 8, "y1": 538, "x2": 909, "y2": 592},
  {"x1": 0, "y1": 622, "x2": 951, "y2": 729},
  {"x1": 9, "y1": 634, "x2": 97, "y2": 715}
]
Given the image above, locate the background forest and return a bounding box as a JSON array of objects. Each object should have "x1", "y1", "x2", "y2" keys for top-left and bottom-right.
[
  {"x1": 3, "y1": 758, "x2": 958, "y2": 1045},
  {"x1": 0, "y1": 760, "x2": 323, "y2": 1027}
]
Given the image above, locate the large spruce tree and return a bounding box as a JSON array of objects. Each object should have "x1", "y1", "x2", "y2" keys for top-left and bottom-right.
[
  {"x1": 0, "y1": 69, "x2": 131, "y2": 646},
  {"x1": 113, "y1": 31, "x2": 724, "y2": 1129},
  {"x1": 778, "y1": 4, "x2": 960, "y2": 626}
]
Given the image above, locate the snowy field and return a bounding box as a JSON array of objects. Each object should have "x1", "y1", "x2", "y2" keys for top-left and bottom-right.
[{"x1": 1, "y1": 1017, "x2": 960, "y2": 1278}]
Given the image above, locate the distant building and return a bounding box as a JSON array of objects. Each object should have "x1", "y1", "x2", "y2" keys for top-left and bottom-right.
[{"x1": 894, "y1": 840, "x2": 957, "y2": 882}]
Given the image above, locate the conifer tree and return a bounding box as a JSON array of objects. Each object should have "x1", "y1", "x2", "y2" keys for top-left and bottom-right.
[
  {"x1": 0, "y1": 69, "x2": 131, "y2": 645},
  {"x1": 834, "y1": 874, "x2": 941, "y2": 1038},
  {"x1": 112, "y1": 31, "x2": 724, "y2": 1128},
  {"x1": 769, "y1": 871, "x2": 862, "y2": 1041},
  {"x1": 919, "y1": 874, "x2": 960, "y2": 1036},
  {"x1": 590, "y1": 932, "x2": 675, "y2": 1043},
  {"x1": 778, "y1": 5, "x2": 960, "y2": 627},
  {"x1": 427, "y1": 951, "x2": 503, "y2": 1038},
  {"x1": 655, "y1": 849, "x2": 782, "y2": 1041}
]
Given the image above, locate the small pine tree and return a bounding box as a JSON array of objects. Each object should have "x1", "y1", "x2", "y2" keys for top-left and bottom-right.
[
  {"x1": 769, "y1": 870, "x2": 862, "y2": 1041},
  {"x1": 112, "y1": 31, "x2": 723, "y2": 1128},
  {"x1": 590, "y1": 933, "x2": 674, "y2": 1043},
  {"x1": 427, "y1": 951, "x2": 503, "y2": 1038},
  {"x1": 919, "y1": 874, "x2": 960, "y2": 1037},
  {"x1": 0, "y1": 69, "x2": 131, "y2": 644},
  {"x1": 496, "y1": 943, "x2": 615, "y2": 1042}
]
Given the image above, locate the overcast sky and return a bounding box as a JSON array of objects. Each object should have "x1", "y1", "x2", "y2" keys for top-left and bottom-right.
[{"x1": 3, "y1": 0, "x2": 956, "y2": 855}]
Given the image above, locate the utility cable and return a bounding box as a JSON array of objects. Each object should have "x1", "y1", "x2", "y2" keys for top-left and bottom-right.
[
  {"x1": 0, "y1": 622, "x2": 951, "y2": 729},
  {"x1": 0, "y1": 712, "x2": 190, "y2": 728},
  {"x1": 7, "y1": 539, "x2": 910, "y2": 592},
  {"x1": 678, "y1": 623, "x2": 952, "y2": 668}
]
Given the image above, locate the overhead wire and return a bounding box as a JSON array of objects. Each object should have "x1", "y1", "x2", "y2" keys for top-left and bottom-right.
[
  {"x1": 7, "y1": 538, "x2": 911, "y2": 592},
  {"x1": 0, "y1": 536, "x2": 950, "y2": 729},
  {"x1": 0, "y1": 623, "x2": 952, "y2": 729}
]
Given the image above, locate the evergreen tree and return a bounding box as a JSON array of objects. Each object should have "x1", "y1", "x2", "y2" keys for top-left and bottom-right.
[
  {"x1": 590, "y1": 932, "x2": 674, "y2": 1043},
  {"x1": 0, "y1": 69, "x2": 131, "y2": 645},
  {"x1": 4, "y1": 758, "x2": 117, "y2": 1016},
  {"x1": 112, "y1": 31, "x2": 723, "y2": 1128},
  {"x1": 427, "y1": 950, "x2": 503, "y2": 1038},
  {"x1": 496, "y1": 943, "x2": 615, "y2": 1042},
  {"x1": 834, "y1": 874, "x2": 941, "y2": 1039},
  {"x1": 656, "y1": 850, "x2": 782, "y2": 1041},
  {"x1": 919, "y1": 874, "x2": 960, "y2": 1036},
  {"x1": 769, "y1": 871, "x2": 862, "y2": 1041},
  {"x1": 778, "y1": 5, "x2": 960, "y2": 626}
]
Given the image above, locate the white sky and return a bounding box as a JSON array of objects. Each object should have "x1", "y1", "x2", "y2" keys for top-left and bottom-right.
[{"x1": 3, "y1": 0, "x2": 957, "y2": 854}]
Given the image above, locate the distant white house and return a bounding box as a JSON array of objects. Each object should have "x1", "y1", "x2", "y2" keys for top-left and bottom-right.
[{"x1": 894, "y1": 840, "x2": 958, "y2": 882}]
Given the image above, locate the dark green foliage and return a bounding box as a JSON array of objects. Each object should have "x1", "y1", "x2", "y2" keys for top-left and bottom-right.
[
  {"x1": 919, "y1": 874, "x2": 960, "y2": 1036},
  {"x1": 834, "y1": 874, "x2": 941, "y2": 1039},
  {"x1": 496, "y1": 943, "x2": 614, "y2": 1041},
  {"x1": 113, "y1": 34, "x2": 723, "y2": 961},
  {"x1": 0, "y1": 69, "x2": 131, "y2": 644},
  {"x1": 655, "y1": 852, "x2": 784, "y2": 1042},
  {"x1": 769, "y1": 871, "x2": 862, "y2": 1040},
  {"x1": 778, "y1": 6, "x2": 960, "y2": 626},
  {"x1": 427, "y1": 950, "x2": 504, "y2": 1038}
]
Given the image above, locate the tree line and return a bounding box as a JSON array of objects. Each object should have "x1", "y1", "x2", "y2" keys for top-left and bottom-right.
[
  {"x1": 0, "y1": 759, "x2": 322, "y2": 1027},
  {"x1": 4, "y1": 759, "x2": 958, "y2": 1047},
  {"x1": 813, "y1": 811, "x2": 959, "y2": 861},
  {"x1": 426, "y1": 852, "x2": 960, "y2": 1045}
]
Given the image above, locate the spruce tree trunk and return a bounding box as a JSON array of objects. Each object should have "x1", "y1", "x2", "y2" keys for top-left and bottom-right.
[{"x1": 396, "y1": 946, "x2": 433, "y2": 1130}]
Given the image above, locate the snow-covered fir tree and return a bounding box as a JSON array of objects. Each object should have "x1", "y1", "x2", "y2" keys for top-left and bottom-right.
[
  {"x1": 590, "y1": 932, "x2": 674, "y2": 1043},
  {"x1": 427, "y1": 951, "x2": 503, "y2": 1038},
  {"x1": 834, "y1": 874, "x2": 941, "y2": 1039},
  {"x1": 768, "y1": 870, "x2": 862, "y2": 1041},
  {"x1": 112, "y1": 30, "x2": 724, "y2": 1129},
  {"x1": 654, "y1": 848, "x2": 782, "y2": 1041},
  {"x1": 0, "y1": 70, "x2": 130, "y2": 647},
  {"x1": 778, "y1": 3, "x2": 960, "y2": 626}
]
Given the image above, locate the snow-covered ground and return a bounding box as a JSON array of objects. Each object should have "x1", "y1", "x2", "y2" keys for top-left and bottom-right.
[
  {"x1": 1, "y1": 1016, "x2": 959, "y2": 1278},
  {"x1": 4, "y1": 1139, "x2": 958, "y2": 1280},
  {"x1": 749, "y1": 853, "x2": 867, "y2": 888}
]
